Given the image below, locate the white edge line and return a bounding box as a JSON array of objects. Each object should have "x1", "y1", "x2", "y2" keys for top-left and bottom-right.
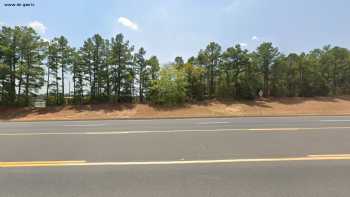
[
  {"x1": 63, "y1": 124, "x2": 106, "y2": 127},
  {"x1": 3, "y1": 156, "x2": 350, "y2": 168},
  {"x1": 197, "y1": 122, "x2": 230, "y2": 125},
  {"x1": 320, "y1": 120, "x2": 350, "y2": 122},
  {"x1": 1, "y1": 126, "x2": 350, "y2": 136}
]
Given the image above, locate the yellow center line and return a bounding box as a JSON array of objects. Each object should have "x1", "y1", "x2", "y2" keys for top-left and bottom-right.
[
  {"x1": 2, "y1": 155, "x2": 350, "y2": 168},
  {"x1": 0, "y1": 160, "x2": 86, "y2": 164},
  {"x1": 1, "y1": 126, "x2": 350, "y2": 136},
  {"x1": 0, "y1": 160, "x2": 86, "y2": 167}
]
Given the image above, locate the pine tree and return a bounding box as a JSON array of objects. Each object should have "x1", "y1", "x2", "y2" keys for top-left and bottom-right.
[{"x1": 110, "y1": 33, "x2": 134, "y2": 102}]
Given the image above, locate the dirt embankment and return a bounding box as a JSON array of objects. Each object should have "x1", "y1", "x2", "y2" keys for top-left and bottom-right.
[{"x1": 1, "y1": 96, "x2": 350, "y2": 121}]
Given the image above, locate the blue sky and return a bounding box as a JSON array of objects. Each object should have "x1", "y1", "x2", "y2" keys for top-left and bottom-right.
[{"x1": 1, "y1": 0, "x2": 350, "y2": 63}]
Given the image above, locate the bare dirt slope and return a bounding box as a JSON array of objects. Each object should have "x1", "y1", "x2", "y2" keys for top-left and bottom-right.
[{"x1": 1, "y1": 96, "x2": 350, "y2": 121}]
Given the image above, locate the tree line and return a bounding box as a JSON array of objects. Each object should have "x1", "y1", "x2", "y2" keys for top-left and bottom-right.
[{"x1": 1, "y1": 25, "x2": 350, "y2": 106}]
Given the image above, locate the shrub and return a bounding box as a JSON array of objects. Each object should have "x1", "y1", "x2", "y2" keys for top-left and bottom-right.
[{"x1": 149, "y1": 66, "x2": 187, "y2": 106}]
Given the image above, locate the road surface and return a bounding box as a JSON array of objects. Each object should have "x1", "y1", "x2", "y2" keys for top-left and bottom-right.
[{"x1": 1, "y1": 116, "x2": 350, "y2": 196}]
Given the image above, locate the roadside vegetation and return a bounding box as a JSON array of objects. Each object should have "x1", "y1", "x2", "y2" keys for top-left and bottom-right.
[{"x1": 1, "y1": 26, "x2": 350, "y2": 107}]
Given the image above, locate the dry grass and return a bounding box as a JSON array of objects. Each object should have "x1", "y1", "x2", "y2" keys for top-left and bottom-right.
[{"x1": 2, "y1": 96, "x2": 350, "y2": 121}]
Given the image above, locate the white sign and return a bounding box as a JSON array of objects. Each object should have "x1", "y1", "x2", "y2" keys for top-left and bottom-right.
[
  {"x1": 258, "y1": 90, "x2": 264, "y2": 97},
  {"x1": 34, "y1": 101, "x2": 46, "y2": 108}
]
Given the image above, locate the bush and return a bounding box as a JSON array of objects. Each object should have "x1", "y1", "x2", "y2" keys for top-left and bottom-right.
[{"x1": 149, "y1": 66, "x2": 187, "y2": 106}]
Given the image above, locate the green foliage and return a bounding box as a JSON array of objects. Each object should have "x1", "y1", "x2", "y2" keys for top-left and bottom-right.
[
  {"x1": 134, "y1": 47, "x2": 148, "y2": 102},
  {"x1": 147, "y1": 56, "x2": 160, "y2": 81},
  {"x1": 183, "y1": 63, "x2": 206, "y2": 101},
  {"x1": 71, "y1": 49, "x2": 85, "y2": 104},
  {"x1": 0, "y1": 63, "x2": 10, "y2": 104},
  {"x1": 47, "y1": 36, "x2": 72, "y2": 105},
  {"x1": 254, "y1": 42, "x2": 279, "y2": 97},
  {"x1": 174, "y1": 56, "x2": 184, "y2": 69},
  {"x1": 149, "y1": 66, "x2": 187, "y2": 106},
  {"x1": 110, "y1": 33, "x2": 134, "y2": 103},
  {"x1": 2, "y1": 23, "x2": 350, "y2": 107},
  {"x1": 0, "y1": 26, "x2": 46, "y2": 105},
  {"x1": 217, "y1": 44, "x2": 251, "y2": 99},
  {"x1": 201, "y1": 42, "x2": 222, "y2": 98}
]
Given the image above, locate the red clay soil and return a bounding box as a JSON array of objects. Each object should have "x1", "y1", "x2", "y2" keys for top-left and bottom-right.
[{"x1": 1, "y1": 96, "x2": 350, "y2": 121}]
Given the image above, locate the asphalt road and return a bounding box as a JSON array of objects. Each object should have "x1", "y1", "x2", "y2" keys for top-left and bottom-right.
[{"x1": 1, "y1": 116, "x2": 350, "y2": 196}]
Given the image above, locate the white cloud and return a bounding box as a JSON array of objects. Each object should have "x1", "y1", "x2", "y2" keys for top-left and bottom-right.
[
  {"x1": 28, "y1": 21, "x2": 47, "y2": 34},
  {"x1": 117, "y1": 17, "x2": 139, "y2": 31},
  {"x1": 252, "y1": 36, "x2": 259, "y2": 41},
  {"x1": 239, "y1": 43, "x2": 248, "y2": 47}
]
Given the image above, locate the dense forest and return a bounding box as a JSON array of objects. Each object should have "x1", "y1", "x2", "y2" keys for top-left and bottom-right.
[{"x1": 1, "y1": 26, "x2": 350, "y2": 106}]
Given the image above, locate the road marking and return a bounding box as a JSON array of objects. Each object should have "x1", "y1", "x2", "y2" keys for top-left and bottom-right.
[
  {"x1": 308, "y1": 154, "x2": 350, "y2": 157},
  {"x1": 197, "y1": 122, "x2": 230, "y2": 125},
  {"x1": 320, "y1": 120, "x2": 350, "y2": 122},
  {"x1": 1, "y1": 126, "x2": 350, "y2": 136},
  {"x1": 63, "y1": 124, "x2": 106, "y2": 127},
  {"x1": 0, "y1": 160, "x2": 86, "y2": 168},
  {"x1": 2, "y1": 155, "x2": 350, "y2": 168}
]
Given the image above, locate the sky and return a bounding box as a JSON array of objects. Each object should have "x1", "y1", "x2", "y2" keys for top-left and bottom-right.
[{"x1": 1, "y1": 0, "x2": 350, "y2": 64}]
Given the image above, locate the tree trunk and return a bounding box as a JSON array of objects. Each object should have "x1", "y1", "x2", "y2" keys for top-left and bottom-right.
[
  {"x1": 56, "y1": 71, "x2": 59, "y2": 105},
  {"x1": 1, "y1": 80, "x2": 4, "y2": 102},
  {"x1": 25, "y1": 73, "x2": 30, "y2": 105},
  {"x1": 264, "y1": 64, "x2": 269, "y2": 97},
  {"x1": 117, "y1": 69, "x2": 121, "y2": 102},
  {"x1": 61, "y1": 64, "x2": 64, "y2": 104},
  {"x1": 113, "y1": 70, "x2": 117, "y2": 103},
  {"x1": 139, "y1": 68, "x2": 144, "y2": 103},
  {"x1": 17, "y1": 74, "x2": 22, "y2": 98},
  {"x1": 333, "y1": 64, "x2": 337, "y2": 95},
  {"x1": 10, "y1": 38, "x2": 17, "y2": 104},
  {"x1": 89, "y1": 66, "x2": 93, "y2": 101},
  {"x1": 79, "y1": 76, "x2": 83, "y2": 105},
  {"x1": 73, "y1": 76, "x2": 76, "y2": 99},
  {"x1": 106, "y1": 65, "x2": 110, "y2": 98},
  {"x1": 25, "y1": 54, "x2": 32, "y2": 106},
  {"x1": 210, "y1": 64, "x2": 214, "y2": 98},
  {"x1": 46, "y1": 67, "x2": 50, "y2": 100}
]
